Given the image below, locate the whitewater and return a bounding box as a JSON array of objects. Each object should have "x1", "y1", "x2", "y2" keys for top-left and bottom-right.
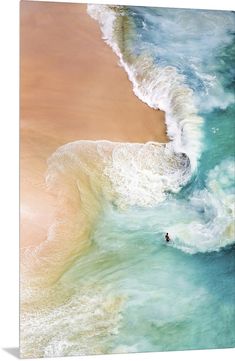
[{"x1": 21, "y1": 4, "x2": 235, "y2": 357}]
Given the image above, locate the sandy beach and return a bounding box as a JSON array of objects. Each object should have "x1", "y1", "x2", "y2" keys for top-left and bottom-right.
[{"x1": 20, "y1": 1, "x2": 168, "y2": 250}]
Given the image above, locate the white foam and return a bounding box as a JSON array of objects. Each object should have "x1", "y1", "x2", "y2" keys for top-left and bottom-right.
[
  {"x1": 21, "y1": 288, "x2": 123, "y2": 358},
  {"x1": 103, "y1": 141, "x2": 191, "y2": 208},
  {"x1": 45, "y1": 140, "x2": 191, "y2": 210}
]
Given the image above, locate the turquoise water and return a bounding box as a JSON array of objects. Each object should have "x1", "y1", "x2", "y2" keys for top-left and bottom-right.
[{"x1": 54, "y1": 6, "x2": 235, "y2": 355}]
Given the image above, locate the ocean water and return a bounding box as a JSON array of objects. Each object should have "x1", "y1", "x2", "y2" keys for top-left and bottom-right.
[{"x1": 21, "y1": 5, "x2": 235, "y2": 358}]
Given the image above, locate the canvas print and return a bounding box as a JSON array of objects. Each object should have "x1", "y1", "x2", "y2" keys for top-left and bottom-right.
[{"x1": 20, "y1": 0, "x2": 235, "y2": 358}]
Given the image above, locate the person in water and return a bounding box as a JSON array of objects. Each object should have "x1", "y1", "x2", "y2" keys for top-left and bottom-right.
[{"x1": 165, "y1": 232, "x2": 170, "y2": 242}]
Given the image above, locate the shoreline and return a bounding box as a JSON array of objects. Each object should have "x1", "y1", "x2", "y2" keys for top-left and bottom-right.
[{"x1": 20, "y1": 2, "x2": 168, "y2": 253}]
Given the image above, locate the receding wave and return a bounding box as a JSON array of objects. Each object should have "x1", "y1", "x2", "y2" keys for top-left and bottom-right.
[
  {"x1": 20, "y1": 140, "x2": 192, "y2": 357},
  {"x1": 20, "y1": 140, "x2": 188, "y2": 289}
]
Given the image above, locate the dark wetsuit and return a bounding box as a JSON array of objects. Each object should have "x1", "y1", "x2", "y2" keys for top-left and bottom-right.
[{"x1": 165, "y1": 233, "x2": 170, "y2": 242}]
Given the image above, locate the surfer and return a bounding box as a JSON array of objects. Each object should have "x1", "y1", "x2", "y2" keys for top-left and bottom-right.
[{"x1": 165, "y1": 232, "x2": 170, "y2": 243}]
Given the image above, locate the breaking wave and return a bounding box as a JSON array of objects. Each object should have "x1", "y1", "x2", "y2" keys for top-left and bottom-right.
[{"x1": 87, "y1": 4, "x2": 204, "y2": 171}]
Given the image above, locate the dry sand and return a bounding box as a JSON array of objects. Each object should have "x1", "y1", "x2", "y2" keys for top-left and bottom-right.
[{"x1": 20, "y1": 1, "x2": 168, "y2": 249}]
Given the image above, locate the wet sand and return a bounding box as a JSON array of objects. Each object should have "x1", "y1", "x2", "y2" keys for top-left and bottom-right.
[{"x1": 20, "y1": 1, "x2": 168, "y2": 250}]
